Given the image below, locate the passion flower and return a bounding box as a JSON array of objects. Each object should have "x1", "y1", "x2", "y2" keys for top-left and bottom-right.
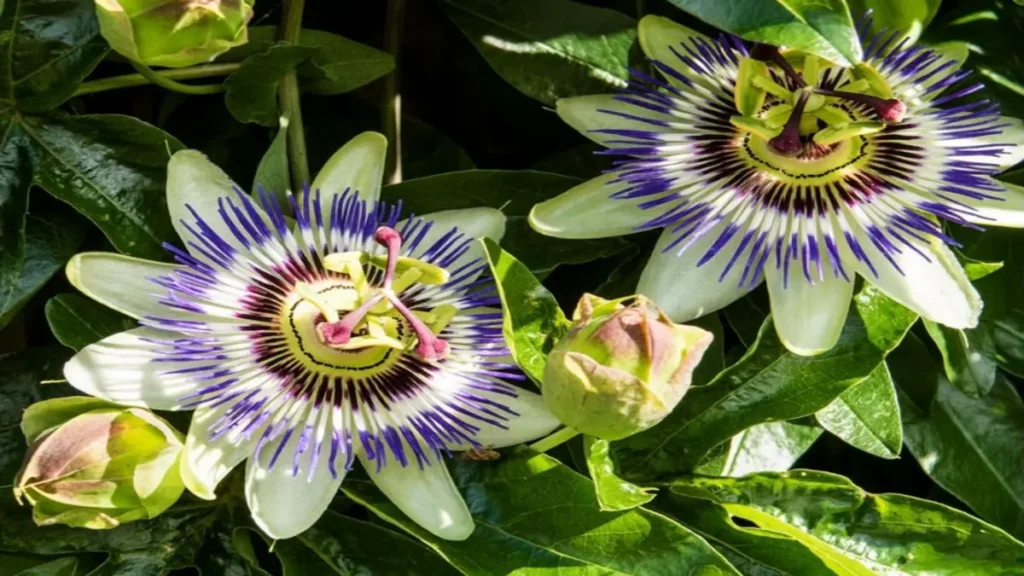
[
  {"x1": 61, "y1": 132, "x2": 559, "y2": 540},
  {"x1": 530, "y1": 15, "x2": 1024, "y2": 356}
]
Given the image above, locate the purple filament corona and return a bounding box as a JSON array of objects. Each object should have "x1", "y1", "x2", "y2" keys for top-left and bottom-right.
[
  {"x1": 143, "y1": 186, "x2": 524, "y2": 478},
  {"x1": 593, "y1": 18, "x2": 1010, "y2": 288}
]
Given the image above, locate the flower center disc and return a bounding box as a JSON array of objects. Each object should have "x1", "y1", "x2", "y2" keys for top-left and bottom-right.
[
  {"x1": 281, "y1": 279, "x2": 407, "y2": 377},
  {"x1": 743, "y1": 104, "x2": 871, "y2": 181}
]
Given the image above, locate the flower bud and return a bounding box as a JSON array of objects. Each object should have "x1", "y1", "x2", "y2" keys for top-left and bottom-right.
[
  {"x1": 14, "y1": 398, "x2": 185, "y2": 529},
  {"x1": 95, "y1": 0, "x2": 254, "y2": 68},
  {"x1": 542, "y1": 294, "x2": 713, "y2": 440}
]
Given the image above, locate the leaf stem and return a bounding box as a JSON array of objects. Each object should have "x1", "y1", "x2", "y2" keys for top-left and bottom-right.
[
  {"x1": 74, "y1": 63, "x2": 240, "y2": 96},
  {"x1": 382, "y1": 0, "x2": 405, "y2": 184},
  {"x1": 128, "y1": 62, "x2": 227, "y2": 95},
  {"x1": 528, "y1": 427, "x2": 580, "y2": 453},
  {"x1": 278, "y1": 0, "x2": 310, "y2": 192}
]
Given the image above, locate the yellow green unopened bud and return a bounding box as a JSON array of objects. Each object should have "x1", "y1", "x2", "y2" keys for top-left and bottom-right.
[
  {"x1": 542, "y1": 294, "x2": 714, "y2": 441},
  {"x1": 13, "y1": 398, "x2": 185, "y2": 529},
  {"x1": 95, "y1": 0, "x2": 254, "y2": 68}
]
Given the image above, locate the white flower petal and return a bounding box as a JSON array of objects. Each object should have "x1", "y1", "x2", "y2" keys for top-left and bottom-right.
[
  {"x1": 451, "y1": 389, "x2": 559, "y2": 450},
  {"x1": 638, "y1": 225, "x2": 759, "y2": 322},
  {"x1": 855, "y1": 238, "x2": 981, "y2": 329},
  {"x1": 529, "y1": 173, "x2": 653, "y2": 239},
  {"x1": 403, "y1": 207, "x2": 506, "y2": 276},
  {"x1": 958, "y1": 180, "x2": 1024, "y2": 228},
  {"x1": 179, "y1": 402, "x2": 256, "y2": 500},
  {"x1": 638, "y1": 15, "x2": 711, "y2": 86},
  {"x1": 983, "y1": 116, "x2": 1024, "y2": 171},
  {"x1": 766, "y1": 264, "x2": 853, "y2": 356},
  {"x1": 63, "y1": 327, "x2": 202, "y2": 410},
  {"x1": 246, "y1": 426, "x2": 345, "y2": 540},
  {"x1": 167, "y1": 150, "x2": 273, "y2": 252},
  {"x1": 360, "y1": 455, "x2": 474, "y2": 541},
  {"x1": 311, "y1": 132, "x2": 387, "y2": 205},
  {"x1": 66, "y1": 252, "x2": 180, "y2": 320},
  {"x1": 556, "y1": 95, "x2": 667, "y2": 147}
]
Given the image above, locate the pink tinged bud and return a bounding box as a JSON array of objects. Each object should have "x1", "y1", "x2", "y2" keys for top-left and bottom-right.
[
  {"x1": 542, "y1": 294, "x2": 714, "y2": 440},
  {"x1": 94, "y1": 0, "x2": 255, "y2": 68},
  {"x1": 14, "y1": 398, "x2": 184, "y2": 529}
]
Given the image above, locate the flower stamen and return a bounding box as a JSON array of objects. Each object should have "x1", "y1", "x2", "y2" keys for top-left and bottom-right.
[{"x1": 814, "y1": 88, "x2": 907, "y2": 123}]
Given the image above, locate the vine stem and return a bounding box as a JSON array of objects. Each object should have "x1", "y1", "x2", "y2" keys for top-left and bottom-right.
[
  {"x1": 278, "y1": 0, "x2": 309, "y2": 192},
  {"x1": 73, "y1": 63, "x2": 240, "y2": 96},
  {"x1": 527, "y1": 427, "x2": 580, "y2": 453},
  {"x1": 128, "y1": 62, "x2": 227, "y2": 95},
  {"x1": 382, "y1": 0, "x2": 405, "y2": 184}
]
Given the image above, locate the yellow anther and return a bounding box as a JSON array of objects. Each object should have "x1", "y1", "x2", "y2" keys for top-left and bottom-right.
[
  {"x1": 295, "y1": 282, "x2": 339, "y2": 323},
  {"x1": 812, "y1": 121, "x2": 886, "y2": 145},
  {"x1": 751, "y1": 74, "x2": 792, "y2": 100},
  {"x1": 803, "y1": 92, "x2": 827, "y2": 113},
  {"x1": 731, "y1": 116, "x2": 780, "y2": 140},
  {"x1": 367, "y1": 255, "x2": 450, "y2": 285},
  {"x1": 427, "y1": 304, "x2": 458, "y2": 335},
  {"x1": 799, "y1": 114, "x2": 819, "y2": 135},
  {"x1": 323, "y1": 251, "x2": 370, "y2": 295},
  {"x1": 814, "y1": 106, "x2": 850, "y2": 127},
  {"x1": 842, "y1": 78, "x2": 872, "y2": 94},
  {"x1": 366, "y1": 320, "x2": 406, "y2": 350},
  {"x1": 735, "y1": 59, "x2": 770, "y2": 116},
  {"x1": 802, "y1": 54, "x2": 822, "y2": 87},
  {"x1": 390, "y1": 267, "x2": 424, "y2": 295},
  {"x1": 762, "y1": 104, "x2": 793, "y2": 129},
  {"x1": 853, "y1": 63, "x2": 893, "y2": 98}
]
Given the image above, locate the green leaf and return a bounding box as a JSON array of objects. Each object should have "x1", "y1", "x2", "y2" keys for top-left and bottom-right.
[
  {"x1": 584, "y1": 436, "x2": 655, "y2": 512},
  {"x1": 4, "y1": 557, "x2": 77, "y2": 576},
  {"x1": 23, "y1": 113, "x2": 183, "y2": 260},
  {"x1": 303, "y1": 95, "x2": 474, "y2": 181},
  {"x1": 225, "y1": 44, "x2": 316, "y2": 126},
  {"x1": 0, "y1": 499, "x2": 241, "y2": 574},
  {"x1": 670, "y1": 470, "x2": 1024, "y2": 574},
  {"x1": 45, "y1": 293, "x2": 136, "y2": 351},
  {"x1": 656, "y1": 497, "x2": 835, "y2": 576},
  {"x1": 924, "y1": 320, "x2": 997, "y2": 397},
  {"x1": 922, "y1": 0, "x2": 1024, "y2": 117},
  {"x1": 955, "y1": 227, "x2": 1024, "y2": 378},
  {"x1": 272, "y1": 510, "x2": 458, "y2": 576},
  {"x1": 344, "y1": 452, "x2": 741, "y2": 575},
  {"x1": 695, "y1": 421, "x2": 822, "y2": 477},
  {"x1": 481, "y1": 238, "x2": 570, "y2": 386},
  {"x1": 610, "y1": 285, "x2": 916, "y2": 482},
  {"x1": 440, "y1": 0, "x2": 636, "y2": 105},
  {"x1": 848, "y1": 0, "x2": 941, "y2": 40},
  {"x1": 0, "y1": 123, "x2": 35, "y2": 324},
  {"x1": 252, "y1": 116, "x2": 292, "y2": 215},
  {"x1": 891, "y1": 334, "x2": 1024, "y2": 539},
  {"x1": 0, "y1": 0, "x2": 108, "y2": 112},
  {"x1": 383, "y1": 170, "x2": 628, "y2": 273},
  {"x1": 245, "y1": 27, "x2": 395, "y2": 96},
  {"x1": 723, "y1": 295, "x2": 769, "y2": 347},
  {"x1": 667, "y1": 0, "x2": 863, "y2": 66},
  {"x1": 1, "y1": 214, "x2": 86, "y2": 330},
  {"x1": 815, "y1": 362, "x2": 902, "y2": 459}
]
